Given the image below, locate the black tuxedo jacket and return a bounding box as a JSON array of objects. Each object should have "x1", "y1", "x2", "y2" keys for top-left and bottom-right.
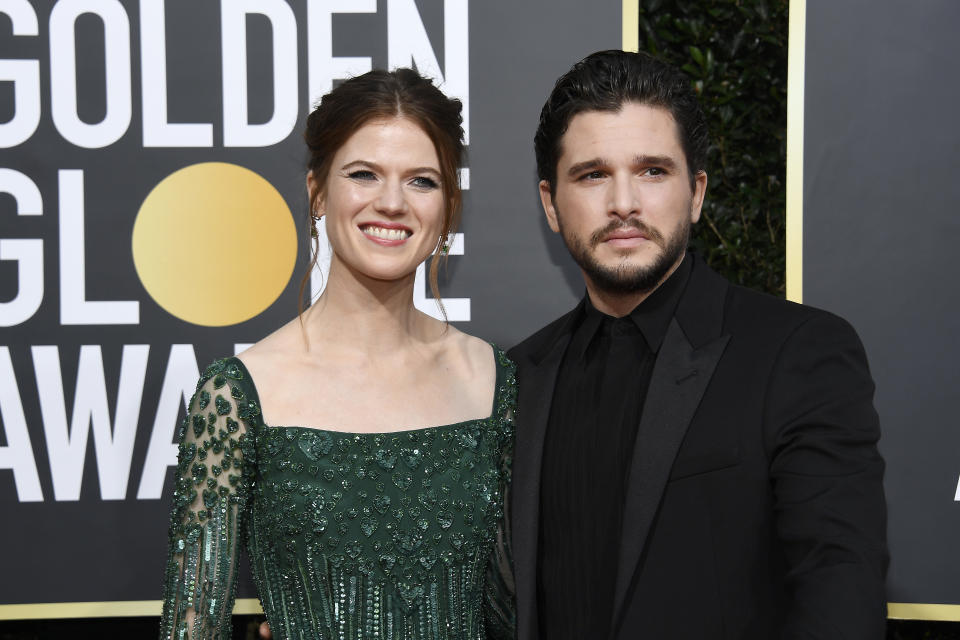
[{"x1": 507, "y1": 255, "x2": 888, "y2": 640}]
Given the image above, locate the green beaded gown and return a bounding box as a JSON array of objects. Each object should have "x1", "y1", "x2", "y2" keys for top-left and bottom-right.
[{"x1": 159, "y1": 348, "x2": 516, "y2": 640}]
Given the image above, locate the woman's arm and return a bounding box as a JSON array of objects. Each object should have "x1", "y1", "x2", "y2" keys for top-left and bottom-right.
[
  {"x1": 484, "y1": 465, "x2": 516, "y2": 640},
  {"x1": 159, "y1": 361, "x2": 256, "y2": 640},
  {"x1": 484, "y1": 351, "x2": 518, "y2": 640}
]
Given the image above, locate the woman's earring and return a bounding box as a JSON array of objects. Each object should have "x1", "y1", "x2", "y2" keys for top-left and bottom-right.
[
  {"x1": 439, "y1": 234, "x2": 452, "y2": 256},
  {"x1": 310, "y1": 211, "x2": 322, "y2": 238}
]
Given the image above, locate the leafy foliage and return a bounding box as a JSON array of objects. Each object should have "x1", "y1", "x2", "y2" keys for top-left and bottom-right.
[{"x1": 638, "y1": 0, "x2": 788, "y2": 295}]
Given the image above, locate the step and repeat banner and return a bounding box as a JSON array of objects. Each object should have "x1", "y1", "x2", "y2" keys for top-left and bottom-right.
[
  {"x1": 0, "y1": 0, "x2": 619, "y2": 616},
  {"x1": 5, "y1": 0, "x2": 955, "y2": 624},
  {"x1": 798, "y1": 0, "x2": 960, "y2": 621}
]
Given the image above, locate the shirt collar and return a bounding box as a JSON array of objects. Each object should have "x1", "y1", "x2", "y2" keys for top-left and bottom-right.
[{"x1": 570, "y1": 253, "x2": 693, "y2": 360}]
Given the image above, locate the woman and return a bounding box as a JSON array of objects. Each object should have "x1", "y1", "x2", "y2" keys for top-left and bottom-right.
[{"x1": 159, "y1": 68, "x2": 515, "y2": 640}]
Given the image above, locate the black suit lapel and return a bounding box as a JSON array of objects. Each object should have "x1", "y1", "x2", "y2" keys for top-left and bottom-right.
[
  {"x1": 610, "y1": 317, "x2": 730, "y2": 629},
  {"x1": 511, "y1": 322, "x2": 575, "y2": 640}
]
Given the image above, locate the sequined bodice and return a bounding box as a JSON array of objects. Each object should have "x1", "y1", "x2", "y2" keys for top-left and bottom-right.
[{"x1": 160, "y1": 349, "x2": 516, "y2": 640}]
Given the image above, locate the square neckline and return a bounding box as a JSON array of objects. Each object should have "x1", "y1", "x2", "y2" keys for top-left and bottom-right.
[{"x1": 227, "y1": 342, "x2": 507, "y2": 437}]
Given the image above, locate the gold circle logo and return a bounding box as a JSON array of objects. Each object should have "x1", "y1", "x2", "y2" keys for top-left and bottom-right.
[{"x1": 132, "y1": 162, "x2": 297, "y2": 326}]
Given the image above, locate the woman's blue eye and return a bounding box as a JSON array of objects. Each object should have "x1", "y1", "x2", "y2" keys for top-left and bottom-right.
[
  {"x1": 349, "y1": 170, "x2": 376, "y2": 180},
  {"x1": 412, "y1": 176, "x2": 439, "y2": 189}
]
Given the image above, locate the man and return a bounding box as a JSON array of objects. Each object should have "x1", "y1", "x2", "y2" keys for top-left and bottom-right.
[{"x1": 508, "y1": 50, "x2": 888, "y2": 639}]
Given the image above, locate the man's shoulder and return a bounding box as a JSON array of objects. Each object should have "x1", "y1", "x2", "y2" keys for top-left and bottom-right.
[
  {"x1": 721, "y1": 280, "x2": 862, "y2": 347},
  {"x1": 678, "y1": 254, "x2": 851, "y2": 341}
]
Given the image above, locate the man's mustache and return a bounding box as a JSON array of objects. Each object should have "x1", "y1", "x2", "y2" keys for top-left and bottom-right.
[{"x1": 590, "y1": 219, "x2": 665, "y2": 248}]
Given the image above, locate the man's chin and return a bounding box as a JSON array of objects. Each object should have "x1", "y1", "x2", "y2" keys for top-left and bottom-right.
[
  {"x1": 584, "y1": 267, "x2": 661, "y2": 295},
  {"x1": 561, "y1": 225, "x2": 688, "y2": 296},
  {"x1": 580, "y1": 251, "x2": 684, "y2": 296}
]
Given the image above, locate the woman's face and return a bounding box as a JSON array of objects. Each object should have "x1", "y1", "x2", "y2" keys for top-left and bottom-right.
[{"x1": 313, "y1": 116, "x2": 446, "y2": 285}]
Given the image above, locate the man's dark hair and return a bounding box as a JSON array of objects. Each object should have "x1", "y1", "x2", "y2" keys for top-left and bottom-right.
[{"x1": 534, "y1": 49, "x2": 708, "y2": 191}]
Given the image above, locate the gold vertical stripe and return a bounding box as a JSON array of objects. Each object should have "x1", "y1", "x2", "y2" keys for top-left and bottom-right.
[
  {"x1": 622, "y1": 0, "x2": 639, "y2": 52},
  {"x1": 786, "y1": 0, "x2": 806, "y2": 303},
  {"x1": 0, "y1": 598, "x2": 263, "y2": 620}
]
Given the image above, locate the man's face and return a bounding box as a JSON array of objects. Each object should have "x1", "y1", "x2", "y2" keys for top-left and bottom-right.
[{"x1": 540, "y1": 102, "x2": 707, "y2": 297}]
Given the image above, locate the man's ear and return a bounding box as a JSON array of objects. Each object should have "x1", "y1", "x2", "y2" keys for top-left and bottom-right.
[
  {"x1": 690, "y1": 170, "x2": 707, "y2": 224},
  {"x1": 539, "y1": 180, "x2": 560, "y2": 233}
]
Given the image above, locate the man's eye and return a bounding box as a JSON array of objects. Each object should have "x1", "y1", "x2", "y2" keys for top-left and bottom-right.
[
  {"x1": 580, "y1": 170, "x2": 605, "y2": 180},
  {"x1": 348, "y1": 170, "x2": 377, "y2": 181},
  {"x1": 646, "y1": 167, "x2": 665, "y2": 176},
  {"x1": 411, "y1": 176, "x2": 439, "y2": 189}
]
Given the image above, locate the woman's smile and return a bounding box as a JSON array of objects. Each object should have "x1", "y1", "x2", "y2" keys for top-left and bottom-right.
[{"x1": 359, "y1": 222, "x2": 413, "y2": 245}]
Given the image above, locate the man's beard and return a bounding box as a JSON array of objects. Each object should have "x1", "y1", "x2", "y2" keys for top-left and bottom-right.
[{"x1": 557, "y1": 214, "x2": 690, "y2": 296}]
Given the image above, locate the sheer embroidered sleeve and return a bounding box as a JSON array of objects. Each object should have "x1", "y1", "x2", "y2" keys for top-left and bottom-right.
[
  {"x1": 159, "y1": 359, "x2": 258, "y2": 640},
  {"x1": 484, "y1": 348, "x2": 518, "y2": 640}
]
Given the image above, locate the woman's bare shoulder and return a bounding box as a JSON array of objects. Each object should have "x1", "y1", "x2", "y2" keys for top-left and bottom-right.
[
  {"x1": 236, "y1": 318, "x2": 306, "y2": 381},
  {"x1": 436, "y1": 325, "x2": 495, "y2": 379}
]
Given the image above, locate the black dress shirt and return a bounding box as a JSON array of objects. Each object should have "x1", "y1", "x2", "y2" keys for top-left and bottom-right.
[{"x1": 537, "y1": 256, "x2": 692, "y2": 640}]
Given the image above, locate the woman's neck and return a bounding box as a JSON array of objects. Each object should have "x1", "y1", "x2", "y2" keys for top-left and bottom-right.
[{"x1": 300, "y1": 258, "x2": 436, "y2": 355}]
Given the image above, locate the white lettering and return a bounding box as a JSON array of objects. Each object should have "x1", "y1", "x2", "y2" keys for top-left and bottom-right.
[
  {"x1": 49, "y1": 0, "x2": 132, "y2": 148},
  {"x1": 414, "y1": 233, "x2": 469, "y2": 321},
  {"x1": 137, "y1": 344, "x2": 199, "y2": 500},
  {"x1": 387, "y1": 0, "x2": 470, "y2": 144},
  {"x1": 34, "y1": 344, "x2": 149, "y2": 501},
  {"x1": 139, "y1": 0, "x2": 213, "y2": 147},
  {"x1": 0, "y1": 168, "x2": 43, "y2": 326},
  {"x1": 58, "y1": 170, "x2": 139, "y2": 324},
  {"x1": 443, "y1": 0, "x2": 469, "y2": 145},
  {"x1": 306, "y1": 0, "x2": 376, "y2": 105},
  {"x1": 310, "y1": 216, "x2": 333, "y2": 300},
  {"x1": 0, "y1": 0, "x2": 40, "y2": 148},
  {"x1": 221, "y1": 0, "x2": 299, "y2": 147},
  {"x1": 0, "y1": 346, "x2": 44, "y2": 502}
]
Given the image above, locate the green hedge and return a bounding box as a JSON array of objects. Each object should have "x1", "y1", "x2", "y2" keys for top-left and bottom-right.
[{"x1": 638, "y1": 0, "x2": 787, "y2": 296}]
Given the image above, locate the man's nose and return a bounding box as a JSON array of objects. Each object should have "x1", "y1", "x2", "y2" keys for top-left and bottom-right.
[{"x1": 607, "y1": 175, "x2": 638, "y2": 219}]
